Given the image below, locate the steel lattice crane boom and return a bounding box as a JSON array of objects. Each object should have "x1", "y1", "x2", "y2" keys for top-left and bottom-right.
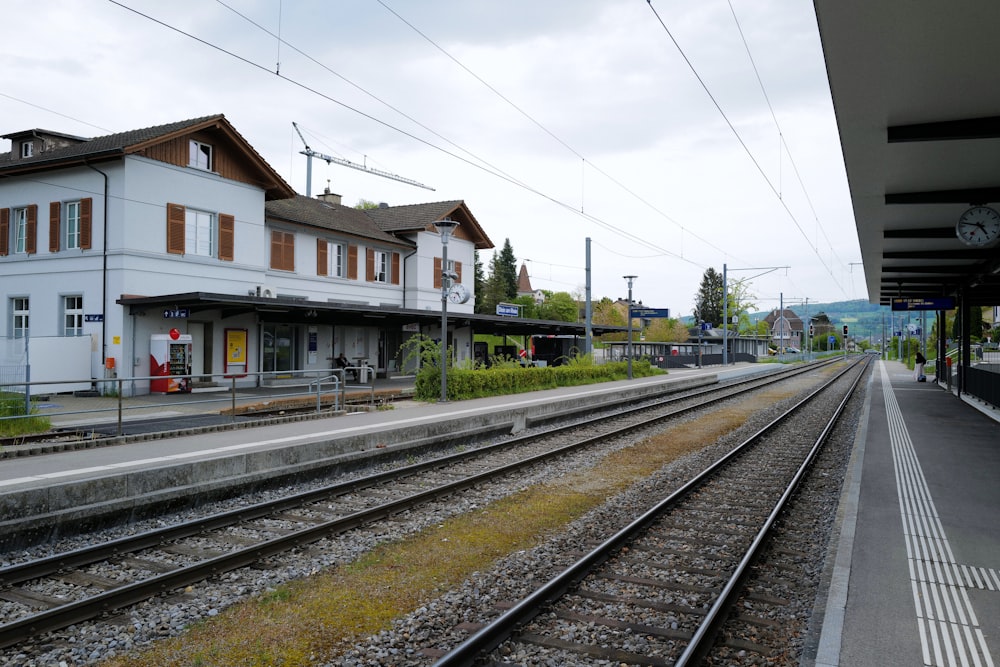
[{"x1": 293, "y1": 122, "x2": 434, "y2": 195}]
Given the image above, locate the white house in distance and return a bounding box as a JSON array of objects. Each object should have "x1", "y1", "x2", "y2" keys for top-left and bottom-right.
[{"x1": 0, "y1": 114, "x2": 502, "y2": 394}]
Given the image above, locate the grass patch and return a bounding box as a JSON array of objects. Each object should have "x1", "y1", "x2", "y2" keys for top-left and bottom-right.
[
  {"x1": 0, "y1": 394, "x2": 51, "y2": 437},
  {"x1": 101, "y1": 382, "x2": 802, "y2": 667}
]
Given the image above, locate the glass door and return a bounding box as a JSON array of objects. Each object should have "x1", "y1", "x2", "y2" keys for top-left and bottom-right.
[{"x1": 262, "y1": 324, "x2": 299, "y2": 373}]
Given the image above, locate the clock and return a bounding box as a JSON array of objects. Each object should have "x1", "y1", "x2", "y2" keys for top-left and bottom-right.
[
  {"x1": 448, "y1": 283, "x2": 470, "y2": 304},
  {"x1": 956, "y1": 206, "x2": 1000, "y2": 246}
]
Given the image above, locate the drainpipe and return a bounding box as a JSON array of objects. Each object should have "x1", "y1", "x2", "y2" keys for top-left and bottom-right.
[{"x1": 84, "y1": 159, "x2": 109, "y2": 374}]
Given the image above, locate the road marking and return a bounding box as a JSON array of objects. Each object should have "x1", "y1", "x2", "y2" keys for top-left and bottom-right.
[{"x1": 881, "y1": 362, "x2": 995, "y2": 667}]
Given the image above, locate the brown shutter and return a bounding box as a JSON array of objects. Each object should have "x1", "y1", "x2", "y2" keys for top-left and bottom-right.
[
  {"x1": 316, "y1": 239, "x2": 328, "y2": 276},
  {"x1": 166, "y1": 203, "x2": 185, "y2": 254},
  {"x1": 455, "y1": 261, "x2": 462, "y2": 283},
  {"x1": 80, "y1": 198, "x2": 92, "y2": 250},
  {"x1": 366, "y1": 247, "x2": 375, "y2": 282},
  {"x1": 49, "y1": 202, "x2": 61, "y2": 253},
  {"x1": 270, "y1": 230, "x2": 294, "y2": 271},
  {"x1": 391, "y1": 252, "x2": 400, "y2": 285},
  {"x1": 0, "y1": 208, "x2": 8, "y2": 256},
  {"x1": 25, "y1": 204, "x2": 37, "y2": 254},
  {"x1": 270, "y1": 230, "x2": 280, "y2": 269},
  {"x1": 218, "y1": 213, "x2": 234, "y2": 261},
  {"x1": 433, "y1": 257, "x2": 442, "y2": 289},
  {"x1": 347, "y1": 244, "x2": 358, "y2": 279}
]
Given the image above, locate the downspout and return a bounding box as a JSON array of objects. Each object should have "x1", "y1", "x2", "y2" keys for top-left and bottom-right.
[
  {"x1": 400, "y1": 247, "x2": 418, "y2": 309},
  {"x1": 84, "y1": 159, "x2": 109, "y2": 373}
]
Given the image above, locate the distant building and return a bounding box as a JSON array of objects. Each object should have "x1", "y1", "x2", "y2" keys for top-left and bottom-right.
[
  {"x1": 763, "y1": 308, "x2": 804, "y2": 350},
  {"x1": 517, "y1": 262, "x2": 544, "y2": 304}
]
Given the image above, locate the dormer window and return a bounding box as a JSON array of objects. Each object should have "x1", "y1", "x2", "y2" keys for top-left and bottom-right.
[
  {"x1": 20, "y1": 142, "x2": 33, "y2": 158},
  {"x1": 189, "y1": 140, "x2": 212, "y2": 171}
]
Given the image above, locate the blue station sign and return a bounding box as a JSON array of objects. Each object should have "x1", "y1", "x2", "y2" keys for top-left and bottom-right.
[{"x1": 496, "y1": 304, "x2": 519, "y2": 317}]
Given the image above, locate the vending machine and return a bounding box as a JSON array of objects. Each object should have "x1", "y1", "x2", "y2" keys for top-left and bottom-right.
[{"x1": 150, "y1": 332, "x2": 193, "y2": 392}]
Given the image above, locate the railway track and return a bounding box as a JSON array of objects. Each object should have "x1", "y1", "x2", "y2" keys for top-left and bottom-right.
[
  {"x1": 0, "y1": 358, "x2": 847, "y2": 654},
  {"x1": 432, "y1": 356, "x2": 870, "y2": 666}
]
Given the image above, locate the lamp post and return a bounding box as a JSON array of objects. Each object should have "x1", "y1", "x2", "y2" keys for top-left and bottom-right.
[
  {"x1": 623, "y1": 275, "x2": 637, "y2": 379},
  {"x1": 434, "y1": 218, "x2": 459, "y2": 402}
]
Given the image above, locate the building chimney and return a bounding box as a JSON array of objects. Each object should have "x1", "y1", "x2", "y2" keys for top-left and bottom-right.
[{"x1": 316, "y1": 184, "x2": 342, "y2": 205}]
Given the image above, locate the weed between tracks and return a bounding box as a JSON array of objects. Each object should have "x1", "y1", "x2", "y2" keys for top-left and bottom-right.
[{"x1": 101, "y1": 385, "x2": 799, "y2": 667}]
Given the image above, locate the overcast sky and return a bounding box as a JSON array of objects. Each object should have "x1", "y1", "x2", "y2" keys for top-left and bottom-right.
[{"x1": 2, "y1": 0, "x2": 862, "y2": 318}]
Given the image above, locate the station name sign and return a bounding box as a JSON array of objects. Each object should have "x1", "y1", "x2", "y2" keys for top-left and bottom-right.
[
  {"x1": 496, "y1": 304, "x2": 520, "y2": 317},
  {"x1": 630, "y1": 307, "x2": 670, "y2": 319},
  {"x1": 891, "y1": 297, "x2": 954, "y2": 311}
]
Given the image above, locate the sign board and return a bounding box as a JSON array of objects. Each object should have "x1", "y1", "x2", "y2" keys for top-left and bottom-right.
[
  {"x1": 84, "y1": 314, "x2": 103, "y2": 323},
  {"x1": 700, "y1": 322, "x2": 712, "y2": 331},
  {"x1": 892, "y1": 297, "x2": 955, "y2": 311},
  {"x1": 163, "y1": 308, "x2": 190, "y2": 319},
  {"x1": 496, "y1": 304, "x2": 519, "y2": 317},
  {"x1": 630, "y1": 307, "x2": 670, "y2": 319}
]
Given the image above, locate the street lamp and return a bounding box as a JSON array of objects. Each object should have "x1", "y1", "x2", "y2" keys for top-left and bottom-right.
[
  {"x1": 434, "y1": 218, "x2": 459, "y2": 402},
  {"x1": 623, "y1": 275, "x2": 637, "y2": 379}
]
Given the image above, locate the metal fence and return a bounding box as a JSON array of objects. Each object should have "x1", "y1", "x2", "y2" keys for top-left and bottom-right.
[{"x1": 0, "y1": 366, "x2": 379, "y2": 438}]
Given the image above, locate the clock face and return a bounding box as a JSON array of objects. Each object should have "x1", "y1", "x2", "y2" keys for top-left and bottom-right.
[
  {"x1": 956, "y1": 206, "x2": 1000, "y2": 246},
  {"x1": 448, "y1": 284, "x2": 470, "y2": 304}
]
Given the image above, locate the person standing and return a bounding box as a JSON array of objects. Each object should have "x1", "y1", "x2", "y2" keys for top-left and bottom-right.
[{"x1": 915, "y1": 352, "x2": 926, "y2": 381}]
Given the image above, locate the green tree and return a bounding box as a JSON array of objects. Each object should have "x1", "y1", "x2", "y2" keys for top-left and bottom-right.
[
  {"x1": 536, "y1": 291, "x2": 579, "y2": 322},
  {"x1": 693, "y1": 268, "x2": 723, "y2": 327},
  {"x1": 645, "y1": 317, "x2": 690, "y2": 342},
  {"x1": 495, "y1": 238, "x2": 518, "y2": 300},
  {"x1": 474, "y1": 250, "x2": 486, "y2": 313}
]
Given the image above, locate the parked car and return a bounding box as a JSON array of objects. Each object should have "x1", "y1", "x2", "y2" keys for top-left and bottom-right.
[{"x1": 784, "y1": 347, "x2": 801, "y2": 354}]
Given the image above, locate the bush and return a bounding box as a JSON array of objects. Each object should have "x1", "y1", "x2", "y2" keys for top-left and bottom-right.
[{"x1": 412, "y1": 353, "x2": 661, "y2": 402}]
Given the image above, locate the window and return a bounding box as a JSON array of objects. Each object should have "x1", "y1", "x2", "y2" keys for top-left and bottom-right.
[
  {"x1": 189, "y1": 140, "x2": 212, "y2": 170},
  {"x1": 49, "y1": 199, "x2": 92, "y2": 253},
  {"x1": 10, "y1": 204, "x2": 38, "y2": 255},
  {"x1": 317, "y1": 240, "x2": 346, "y2": 278},
  {"x1": 64, "y1": 296, "x2": 83, "y2": 336},
  {"x1": 13, "y1": 208, "x2": 28, "y2": 254},
  {"x1": 185, "y1": 209, "x2": 215, "y2": 257},
  {"x1": 20, "y1": 142, "x2": 33, "y2": 159},
  {"x1": 166, "y1": 204, "x2": 232, "y2": 259},
  {"x1": 433, "y1": 257, "x2": 462, "y2": 289},
  {"x1": 373, "y1": 250, "x2": 388, "y2": 283},
  {"x1": 65, "y1": 201, "x2": 81, "y2": 249},
  {"x1": 12, "y1": 298, "x2": 29, "y2": 338},
  {"x1": 270, "y1": 230, "x2": 295, "y2": 271}
]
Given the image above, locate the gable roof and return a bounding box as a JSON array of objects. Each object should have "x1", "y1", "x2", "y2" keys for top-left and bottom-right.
[
  {"x1": 365, "y1": 200, "x2": 494, "y2": 250},
  {"x1": 265, "y1": 196, "x2": 410, "y2": 248},
  {"x1": 0, "y1": 114, "x2": 295, "y2": 200}
]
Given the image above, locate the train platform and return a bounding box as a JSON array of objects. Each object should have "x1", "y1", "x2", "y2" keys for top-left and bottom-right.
[
  {"x1": 0, "y1": 363, "x2": 776, "y2": 544},
  {"x1": 813, "y1": 359, "x2": 1000, "y2": 667}
]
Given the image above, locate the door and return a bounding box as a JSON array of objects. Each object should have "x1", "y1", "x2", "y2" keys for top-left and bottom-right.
[{"x1": 262, "y1": 324, "x2": 299, "y2": 373}]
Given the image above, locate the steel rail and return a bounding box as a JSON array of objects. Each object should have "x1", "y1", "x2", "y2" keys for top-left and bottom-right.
[
  {"x1": 433, "y1": 356, "x2": 868, "y2": 666},
  {"x1": 0, "y1": 358, "x2": 847, "y2": 650},
  {"x1": 674, "y1": 355, "x2": 870, "y2": 665}
]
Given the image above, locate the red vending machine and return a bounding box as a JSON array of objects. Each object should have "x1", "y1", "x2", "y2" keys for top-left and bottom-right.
[{"x1": 150, "y1": 331, "x2": 193, "y2": 392}]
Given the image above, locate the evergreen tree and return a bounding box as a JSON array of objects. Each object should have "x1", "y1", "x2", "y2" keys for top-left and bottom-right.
[
  {"x1": 496, "y1": 238, "x2": 518, "y2": 301},
  {"x1": 693, "y1": 268, "x2": 724, "y2": 327},
  {"x1": 474, "y1": 250, "x2": 486, "y2": 313}
]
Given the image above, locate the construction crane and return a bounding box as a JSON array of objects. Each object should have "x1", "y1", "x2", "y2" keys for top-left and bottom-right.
[{"x1": 292, "y1": 122, "x2": 434, "y2": 196}]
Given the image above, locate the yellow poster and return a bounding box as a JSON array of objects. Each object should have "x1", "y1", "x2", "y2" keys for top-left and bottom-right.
[{"x1": 227, "y1": 329, "x2": 247, "y2": 363}]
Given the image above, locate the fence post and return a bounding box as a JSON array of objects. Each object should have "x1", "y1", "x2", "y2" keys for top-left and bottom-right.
[
  {"x1": 231, "y1": 375, "x2": 237, "y2": 423},
  {"x1": 117, "y1": 378, "x2": 124, "y2": 437}
]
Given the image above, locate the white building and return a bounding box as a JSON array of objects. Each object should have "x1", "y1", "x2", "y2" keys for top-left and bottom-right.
[{"x1": 0, "y1": 115, "x2": 495, "y2": 393}]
